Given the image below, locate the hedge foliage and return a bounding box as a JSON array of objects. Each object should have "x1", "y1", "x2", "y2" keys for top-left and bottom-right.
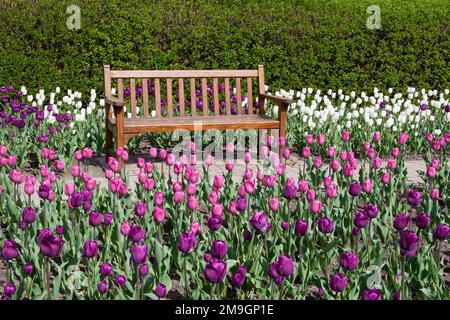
[{"x1": 0, "y1": 0, "x2": 449, "y2": 94}]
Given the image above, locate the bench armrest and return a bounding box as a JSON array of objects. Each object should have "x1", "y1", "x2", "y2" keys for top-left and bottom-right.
[
  {"x1": 105, "y1": 96, "x2": 124, "y2": 107},
  {"x1": 259, "y1": 93, "x2": 292, "y2": 105}
]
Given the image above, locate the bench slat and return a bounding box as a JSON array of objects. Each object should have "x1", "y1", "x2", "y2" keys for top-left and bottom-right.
[
  {"x1": 201, "y1": 78, "x2": 208, "y2": 116},
  {"x1": 236, "y1": 77, "x2": 242, "y2": 115},
  {"x1": 130, "y1": 78, "x2": 137, "y2": 117},
  {"x1": 190, "y1": 78, "x2": 196, "y2": 117},
  {"x1": 154, "y1": 78, "x2": 161, "y2": 117},
  {"x1": 142, "y1": 79, "x2": 149, "y2": 117},
  {"x1": 225, "y1": 78, "x2": 231, "y2": 115},
  {"x1": 178, "y1": 78, "x2": 185, "y2": 116},
  {"x1": 246, "y1": 77, "x2": 253, "y2": 114},
  {"x1": 166, "y1": 78, "x2": 173, "y2": 117},
  {"x1": 213, "y1": 78, "x2": 219, "y2": 115},
  {"x1": 110, "y1": 69, "x2": 258, "y2": 79}
]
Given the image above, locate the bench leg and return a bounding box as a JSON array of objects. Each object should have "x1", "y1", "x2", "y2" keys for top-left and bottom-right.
[{"x1": 105, "y1": 127, "x2": 113, "y2": 160}]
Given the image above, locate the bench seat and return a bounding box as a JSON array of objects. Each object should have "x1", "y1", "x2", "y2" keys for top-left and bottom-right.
[{"x1": 108, "y1": 114, "x2": 280, "y2": 134}]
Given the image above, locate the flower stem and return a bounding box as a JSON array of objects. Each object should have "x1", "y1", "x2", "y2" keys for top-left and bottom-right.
[
  {"x1": 184, "y1": 257, "x2": 190, "y2": 299},
  {"x1": 44, "y1": 257, "x2": 51, "y2": 300}
]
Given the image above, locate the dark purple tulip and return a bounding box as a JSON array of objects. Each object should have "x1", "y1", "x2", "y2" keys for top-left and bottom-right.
[
  {"x1": 231, "y1": 266, "x2": 247, "y2": 287},
  {"x1": 393, "y1": 291, "x2": 400, "y2": 300},
  {"x1": 128, "y1": 226, "x2": 146, "y2": 243},
  {"x1": 354, "y1": 211, "x2": 370, "y2": 228},
  {"x1": 362, "y1": 288, "x2": 382, "y2": 300},
  {"x1": 3, "y1": 283, "x2": 16, "y2": 297},
  {"x1": 139, "y1": 263, "x2": 149, "y2": 276},
  {"x1": 22, "y1": 207, "x2": 37, "y2": 224},
  {"x1": 364, "y1": 204, "x2": 379, "y2": 219},
  {"x1": 98, "y1": 280, "x2": 107, "y2": 294},
  {"x1": 432, "y1": 224, "x2": 450, "y2": 241},
  {"x1": 406, "y1": 189, "x2": 422, "y2": 207},
  {"x1": 55, "y1": 225, "x2": 64, "y2": 235},
  {"x1": 134, "y1": 200, "x2": 147, "y2": 217},
  {"x1": 339, "y1": 252, "x2": 358, "y2": 271},
  {"x1": 243, "y1": 230, "x2": 252, "y2": 241},
  {"x1": 38, "y1": 184, "x2": 51, "y2": 200},
  {"x1": 38, "y1": 230, "x2": 63, "y2": 257},
  {"x1": 294, "y1": 220, "x2": 308, "y2": 237},
  {"x1": 207, "y1": 215, "x2": 223, "y2": 231},
  {"x1": 83, "y1": 200, "x2": 92, "y2": 212},
  {"x1": 154, "y1": 283, "x2": 167, "y2": 298},
  {"x1": 177, "y1": 231, "x2": 197, "y2": 254},
  {"x1": 104, "y1": 212, "x2": 113, "y2": 225},
  {"x1": 393, "y1": 213, "x2": 409, "y2": 230},
  {"x1": 116, "y1": 275, "x2": 126, "y2": 287},
  {"x1": 203, "y1": 259, "x2": 227, "y2": 283},
  {"x1": 83, "y1": 240, "x2": 99, "y2": 259},
  {"x1": 277, "y1": 254, "x2": 295, "y2": 277},
  {"x1": 317, "y1": 216, "x2": 334, "y2": 234},
  {"x1": 131, "y1": 244, "x2": 148, "y2": 264},
  {"x1": 268, "y1": 262, "x2": 284, "y2": 285},
  {"x1": 284, "y1": 184, "x2": 297, "y2": 200},
  {"x1": 399, "y1": 230, "x2": 419, "y2": 257},
  {"x1": 89, "y1": 211, "x2": 102, "y2": 227},
  {"x1": 330, "y1": 273, "x2": 348, "y2": 292},
  {"x1": 100, "y1": 262, "x2": 113, "y2": 276},
  {"x1": 249, "y1": 210, "x2": 270, "y2": 233},
  {"x1": 2, "y1": 240, "x2": 19, "y2": 261},
  {"x1": 24, "y1": 263, "x2": 33, "y2": 275},
  {"x1": 211, "y1": 240, "x2": 228, "y2": 259},
  {"x1": 69, "y1": 192, "x2": 83, "y2": 208},
  {"x1": 348, "y1": 182, "x2": 362, "y2": 197},
  {"x1": 203, "y1": 251, "x2": 212, "y2": 262},
  {"x1": 18, "y1": 220, "x2": 27, "y2": 230},
  {"x1": 415, "y1": 212, "x2": 430, "y2": 229},
  {"x1": 352, "y1": 227, "x2": 360, "y2": 236},
  {"x1": 236, "y1": 197, "x2": 247, "y2": 212},
  {"x1": 280, "y1": 221, "x2": 289, "y2": 230}
]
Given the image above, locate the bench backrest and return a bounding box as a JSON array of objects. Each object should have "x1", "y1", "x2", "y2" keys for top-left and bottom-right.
[{"x1": 103, "y1": 65, "x2": 266, "y2": 118}]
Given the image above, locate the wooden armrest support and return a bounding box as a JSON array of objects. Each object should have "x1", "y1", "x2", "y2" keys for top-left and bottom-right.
[
  {"x1": 259, "y1": 93, "x2": 292, "y2": 105},
  {"x1": 105, "y1": 97, "x2": 124, "y2": 107}
]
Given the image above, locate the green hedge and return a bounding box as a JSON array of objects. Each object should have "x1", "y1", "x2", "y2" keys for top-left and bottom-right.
[{"x1": 0, "y1": 0, "x2": 449, "y2": 94}]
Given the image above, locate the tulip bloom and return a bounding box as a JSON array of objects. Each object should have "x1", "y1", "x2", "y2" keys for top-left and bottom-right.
[
  {"x1": 399, "y1": 230, "x2": 419, "y2": 257},
  {"x1": 362, "y1": 289, "x2": 382, "y2": 300},
  {"x1": 330, "y1": 273, "x2": 348, "y2": 292},
  {"x1": 415, "y1": 212, "x2": 430, "y2": 229},
  {"x1": 204, "y1": 259, "x2": 227, "y2": 284},
  {"x1": 83, "y1": 240, "x2": 99, "y2": 259},
  {"x1": 211, "y1": 240, "x2": 228, "y2": 259},
  {"x1": 154, "y1": 283, "x2": 167, "y2": 298},
  {"x1": 38, "y1": 230, "x2": 63, "y2": 257},
  {"x1": 339, "y1": 252, "x2": 358, "y2": 271},
  {"x1": 2, "y1": 240, "x2": 19, "y2": 261},
  {"x1": 317, "y1": 216, "x2": 334, "y2": 234},
  {"x1": 294, "y1": 220, "x2": 308, "y2": 237},
  {"x1": 249, "y1": 211, "x2": 270, "y2": 233},
  {"x1": 178, "y1": 231, "x2": 197, "y2": 254},
  {"x1": 393, "y1": 213, "x2": 409, "y2": 231},
  {"x1": 131, "y1": 244, "x2": 148, "y2": 264}
]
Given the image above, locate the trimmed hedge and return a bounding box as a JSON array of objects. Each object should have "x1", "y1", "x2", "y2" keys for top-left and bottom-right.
[{"x1": 0, "y1": 0, "x2": 449, "y2": 94}]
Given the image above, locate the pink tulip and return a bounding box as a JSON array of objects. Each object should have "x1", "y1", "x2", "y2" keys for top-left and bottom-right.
[
  {"x1": 206, "y1": 155, "x2": 214, "y2": 166},
  {"x1": 120, "y1": 221, "x2": 131, "y2": 236},
  {"x1": 24, "y1": 182, "x2": 35, "y2": 196},
  {"x1": 104, "y1": 169, "x2": 114, "y2": 180},
  {"x1": 48, "y1": 190, "x2": 55, "y2": 202},
  {"x1": 137, "y1": 158, "x2": 145, "y2": 169},
  {"x1": 373, "y1": 131, "x2": 381, "y2": 143},
  {"x1": 226, "y1": 142, "x2": 234, "y2": 153},
  {"x1": 154, "y1": 192, "x2": 164, "y2": 206},
  {"x1": 341, "y1": 131, "x2": 350, "y2": 141},
  {"x1": 323, "y1": 176, "x2": 333, "y2": 188},
  {"x1": 0, "y1": 145, "x2": 7, "y2": 156},
  {"x1": 301, "y1": 147, "x2": 310, "y2": 158},
  {"x1": 431, "y1": 141, "x2": 441, "y2": 151},
  {"x1": 48, "y1": 172, "x2": 57, "y2": 183},
  {"x1": 109, "y1": 178, "x2": 121, "y2": 193},
  {"x1": 118, "y1": 184, "x2": 128, "y2": 197},
  {"x1": 267, "y1": 136, "x2": 273, "y2": 146},
  {"x1": 212, "y1": 203, "x2": 223, "y2": 217},
  {"x1": 316, "y1": 134, "x2": 325, "y2": 145},
  {"x1": 391, "y1": 147, "x2": 400, "y2": 158},
  {"x1": 387, "y1": 159, "x2": 397, "y2": 170},
  {"x1": 244, "y1": 180, "x2": 255, "y2": 195},
  {"x1": 367, "y1": 148, "x2": 377, "y2": 159},
  {"x1": 153, "y1": 207, "x2": 166, "y2": 223},
  {"x1": 279, "y1": 136, "x2": 286, "y2": 147},
  {"x1": 430, "y1": 189, "x2": 439, "y2": 200},
  {"x1": 229, "y1": 201, "x2": 238, "y2": 215},
  {"x1": 340, "y1": 150, "x2": 348, "y2": 161},
  {"x1": 225, "y1": 160, "x2": 234, "y2": 171},
  {"x1": 306, "y1": 133, "x2": 314, "y2": 145},
  {"x1": 238, "y1": 185, "x2": 246, "y2": 198},
  {"x1": 262, "y1": 146, "x2": 269, "y2": 157},
  {"x1": 398, "y1": 133, "x2": 409, "y2": 145},
  {"x1": 187, "y1": 196, "x2": 198, "y2": 210},
  {"x1": 158, "y1": 148, "x2": 167, "y2": 159},
  {"x1": 74, "y1": 150, "x2": 83, "y2": 161},
  {"x1": 381, "y1": 172, "x2": 391, "y2": 184},
  {"x1": 82, "y1": 147, "x2": 93, "y2": 159},
  {"x1": 189, "y1": 170, "x2": 199, "y2": 184},
  {"x1": 54, "y1": 160, "x2": 64, "y2": 171},
  {"x1": 0, "y1": 157, "x2": 6, "y2": 167},
  {"x1": 190, "y1": 221, "x2": 201, "y2": 236},
  {"x1": 430, "y1": 158, "x2": 441, "y2": 170},
  {"x1": 9, "y1": 170, "x2": 23, "y2": 184},
  {"x1": 244, "y1": 151, "x2": 251, "y2": 163},
  {"x1": 343, "y1": 164, "x2": 354, "y2": 177},
  {"x1": 426, "y1": 166, "x2": 436, "y2": 178},
  {"x1": 330, "y1": 160, "x2": 341, "y2": 171},
  {"x1": 372, "y1": 157, "x2": 382, "y2": 169},
  {"x1": 244, "y1": 168, "x2": 253, "y2": 180},
  {"x1": 172, "y1": 182, "x2": 182, "y2": 192},
  {"x1": 263, "y1": 175, "x2": 276, "y2": 188},
  {"x1": 40, "y1": 165, "x2": 49, "y2": 177},
  {"x1": 138, "y1": 172, "x2": 148, "y2": 184},
  {"x1": 144, "y1": 178, "x2": 154, "y2": 191},
  {"x1": 85, "y1": 178, "x2": 97, "y2": 191},
  {"x1": 64, "y1": 183, "x2": 75, "y2": 196},
  {"x1": 174, "y1": 161, "x2": 183, "y2": 174},
  {"x1": 174, "y1": 191, "x2": 184, "y2": 203},
  {"x1": 7, "y1": 155, "x2": 16, "y2": 167},
  {"x1": 306, "y1": 189, "x2": 316, "y2": 202},
  {"x1": 166, "y1": 153, "x2": 175, "y2": 166},
  {"x1": 310, "y1": 200, "x2": 322, "y2": 214},
  {"x1": 149, "y1": 147, "x2": 158, "y2": 158},
  {"x1": 144, "y1": 162, "x2": 153, "y2": 174},
  {"x1": 209, "y1": 190, "x2": 219, "y2": 204},
  {"x1": 81, "y1": 171, "x2": 91, "y2": 183},
  {"x1": 269, "y1": 197, "x2": 279, "y2": 211},
  {"x1": 298, "y1": 180, "x2": 309, "y2": 193},
  {"x1": 282, "y1": 148, "x2": 290, "y2": 159},
  {"x1": 362, "y1": 179, "x2": 373, "y2": 193},
  {"x1": 313, "y1": 156, "x2": 322, "y2": 168},
  {"x1": 71, "y1": 166, "x2": 80, "y2": 177},
  {"x1": 426, "y1": 134, "x2": 434, "y2": 142},
  {"x1": 327, "y1": 146, "x2": 336, "y2": 158},
  {"x1": 326, "y1": 185, "x2": 338, "y2": 198},
  {"x1": 363, "y1": 141, "x2": 371, "y2": 151},
  {"x1": 257, "y1": 170, "x2": 264, "y2": 181},
  {"x1": 190, "y1": 155, "x2": 197, "y2": 165}
]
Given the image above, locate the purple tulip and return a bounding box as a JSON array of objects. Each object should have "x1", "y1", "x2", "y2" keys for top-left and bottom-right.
[
  {"x1": 236, "y1": 197, "x2": 247, "y2": 212},
  {"x1": 177, "y1": 231, "x2": 197, "y2": 254},
  {"x1": 231, "y1": 266, "x2": 247, "y2": 287},
  {"x1": 399, "y1": 230, "x2": 419, "y2": 257},
  {"x1": 348, "y1": 183, "x2": 362, "y2": 197},
  {"x1": 3, "y1": 283, "x2": 16, "y2": 297},
  {"x1": 339, "y1": 252, "x2": 358, "y2": 271},
  {"x1": 38, "y1": 184, "x2": 51, "y2": 200},
  {"x1": 330, "y1": 273, "x2": 348, "y2": 292},
  {"x1": 354, "y1": 211, "x2": 370, "y2": 228},
  {"x1": 89, "y1": 211, "x2": 103, "y2": 227},
  {"x1": 415, "y1": 212, "x2": 430, "y2": 229},
  {"x1": 116, "y1": 275, "x2": 126, "y2": 287},
  {"x1": 69, "y1": 192, "x2": 83, "y2": 208},
  {"x1": 203, "y1": 259, "x2": 227, "y2": 283},
  {"x1": 154, "y1": 283, "x2": 167, "y2": 298},
  {"x1": 364, "y1": 204, "x2": 378, "y2": 219},
  {"x1": 100, "y1": 262, "x2": 113, "y2": 276},
  {"x1": 277, "y1": 254, "x2": 295, "y2": 277},
  {"x1": 406, "y1": 189, "x2": 422, "y2": 207},
  {"x1": 211, "y1": 240, "x2": 228, "y2": 259},
  {"x1": 98, "y1": 280, "x2": 107, "y2": 294},
  {"x1": 207, "y1": 215, "x2": 223, "y2": 231},
  {"x1": 249, "y1": 210, "x2": 270, "y2": 233},
  {"x1": 24, "y1": 263, "x2": 33, "y2": 275},
  {"x1": 131, "y1": 244, "x2": 148, "y2": 264},
  {"x1": 104, "y1": 212, "x2": 113, "y2": 225},
  {"x1": 317, "y1": 216, "x2": 334, "y2": 234},
  {"x1": 284, "y1": 183, "x2": 297, "y2": 200},
  {"x1": 294, "y1": 220, "x2": 308, "y2": 237},
  {"x1": 139, "y1": 263, "x2": 149, "y2": 276},
  {"x1": 432, "y1": 224, "x2": 450, "y2": 241},
  {"x1": 55, "y1": 225, "x2": 64, "y2": 235},
  {"x1": 128, "y1": 226, "x2": 146, "y2": 243},
  {"x1": 243, "y1": 230, "x2": 252, "y2": 241},
  {"x1": 362, "y1": 288, "x2": 382, "y2": 300},
  {"x1": 393, "y1": 213, "x2": 409, "y2": 231},
  {"x1": 37, "y1": 230, "x2": 63, "y2": 257},
  {"x1": 83, "y1": 240, "x2": 99, "y2": 259},
  {"x1": 22, "y1": 207, "x2": 37, "y2": 224},
  {"x1": 134, "y1": 200, "x2": 147, "y2": 217},
  {"x1": 2, "y1": 240, "x2": 19, "y2": 261},
  {"x1": 268, "y1": 262, "x2": 284, "y2": 285}
]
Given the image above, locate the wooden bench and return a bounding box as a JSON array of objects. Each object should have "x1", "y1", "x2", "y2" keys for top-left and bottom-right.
[{"x1": 103, "y1": 64, "x2": 291, "y2": 158}]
